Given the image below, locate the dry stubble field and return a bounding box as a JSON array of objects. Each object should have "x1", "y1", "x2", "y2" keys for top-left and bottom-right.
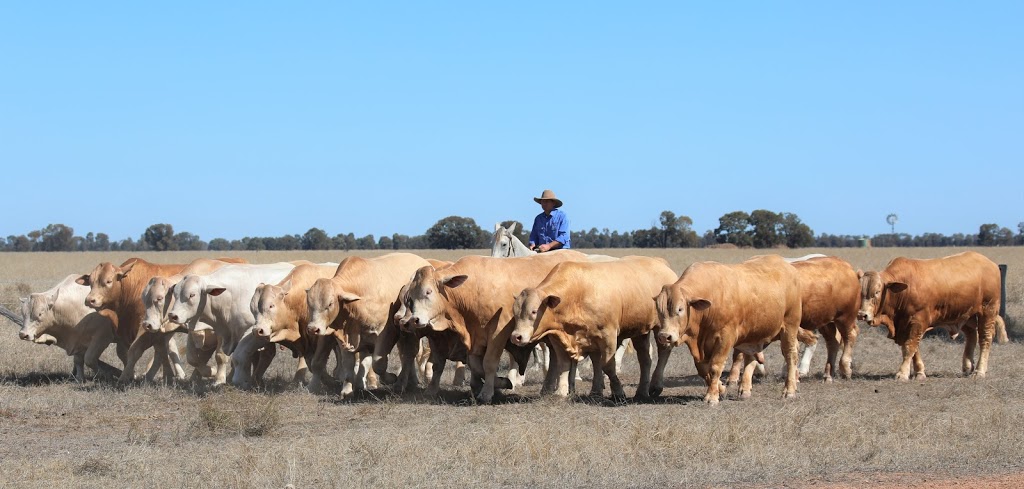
[{"x1": 1, "y1": 247, "x2": 1023, "y2": 489}]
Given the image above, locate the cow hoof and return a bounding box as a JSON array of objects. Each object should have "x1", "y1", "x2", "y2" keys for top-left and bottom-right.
[
  {"x1": 894, "y1": 374, "x2": 910, "y2": 382},
  {"x1": 823, "y1": 376, "x2": 834, "y2": 384},
  {"x1": 739, "y1": 391, "x2": 751, "y2": 400},
  {"x1": 380, "y1": 372, "x2": 399, "y2": 385},
  {"x1": 496, "y1": 377, "x2": 514, "y2": 390},
  {"x1": 914, "y1": 372, "x2": 927, "y2": 381},
  {"x1": 649, "y1": 386, "x2": 663, "y2": 398}
]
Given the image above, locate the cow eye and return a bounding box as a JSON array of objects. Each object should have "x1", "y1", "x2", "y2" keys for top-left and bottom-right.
[{"x1": 189, "y1": 293, "x2": 196, "y2": 299}]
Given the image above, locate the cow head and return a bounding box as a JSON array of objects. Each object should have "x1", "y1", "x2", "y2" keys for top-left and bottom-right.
[
  {"x1": 76, "y1": 260, "x2": 136, "y2": 310},
  {"x1": 404, "y1": 265, "x2": 466, "y2": 332},
  {"x1": 856, "y1": 270, "x2": 902, "y2": 337},
  {"x1": 510, "y1": 288, "x2": 559, "y2": 347},
  {"x1": 305, "y1": 278, "x2": 358, "y2": 336},
  {"x1": 18, "y1": 293, "x2": 55, "y2": 342},
  {"x1": 140, "y1": 276, "x2": 176, "y2": 333},
  {"x1": 653, "y1": 284, "x2": 710, "y2": 347},
  {"x1": 251, "y1": 281, "x2": 293, "y2": 339},
  {"x1": 393, "y1": 283, "x2": 415, "y2": 333},
  {"x1": 167, "y1": 274, "x2": 221, "y2": 325}
]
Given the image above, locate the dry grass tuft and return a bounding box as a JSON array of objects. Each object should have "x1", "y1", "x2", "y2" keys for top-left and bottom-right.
[{"x1": 196, "y1": 390, "x2": 283, "y2": 438}]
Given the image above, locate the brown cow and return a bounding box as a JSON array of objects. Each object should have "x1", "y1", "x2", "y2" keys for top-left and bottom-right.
[
  {"x1": 305, "y1": 253, "x2": 432, "y2": 398},
  {"x1": 403, "y1": 250, "x2": 589, "y2": 403},
  {"x1": 510, "y1": 256, "x2": 678, "y2": 400},
  {"x1": 76, "y1": 258, "x2": 189, "y2": 383},
  {"x1": 249, "y1": 263, "x2": 345, "y2": 391},
  {"x1": 654, "y1": 255, "x2": 802, "y2": 405},
  {"x1": 857, "y1": 251, "x2": 1004, "y2": 380}
]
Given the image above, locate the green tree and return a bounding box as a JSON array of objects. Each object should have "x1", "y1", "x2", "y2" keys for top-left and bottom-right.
[
  {"x1": 39, "y1": 224, "x2": 75, "y2": 251},
  {"x1": 748, "y1": 210, "x2": 785, "y2": 249},
  {"x1": 143, "y1": 223, "x2": 177, "y2": 251},
  {"x1": 978, "y1": 224, "x2": 1013, "y2": 246},
  {"x1": 426, "y1": 216, "x2": 487, "y2": 249},
  {"x1": 208, "y1": 238, "x2": 231, "y2": 251},
  {"x1": 174, "y1": 232, "x2": 206, "y2": 250},
  {"x1": 301, "y1": 228, "x2": 332, "y2": 250},
  {"x1": 714, "y1": 211, "x2": 752, "y2": 247},
  {"x1": 780, "y1": 212, "x2": 815, "y2": 248}
]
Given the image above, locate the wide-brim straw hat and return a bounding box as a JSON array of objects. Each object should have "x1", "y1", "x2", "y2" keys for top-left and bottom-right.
[{"x1": 533, "y1": 189, "x2": 563, "y2": 208}]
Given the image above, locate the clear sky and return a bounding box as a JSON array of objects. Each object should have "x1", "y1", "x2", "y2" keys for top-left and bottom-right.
[{"x1": 2, "y1": 3, "x2": 1021, "y2": 242}]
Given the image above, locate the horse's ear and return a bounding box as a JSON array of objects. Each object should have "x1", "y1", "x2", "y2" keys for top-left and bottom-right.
[{"x1": 495, "y1": 222, "x2": 502, "y2": 232}]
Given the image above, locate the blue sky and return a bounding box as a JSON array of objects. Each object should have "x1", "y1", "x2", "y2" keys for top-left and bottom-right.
[{"x1": 2, "y1": 3, "x2": 1021, "y2": 242}]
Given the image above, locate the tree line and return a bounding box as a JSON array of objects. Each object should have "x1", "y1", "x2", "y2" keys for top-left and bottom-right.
[{"x1": 3, "y1": 211, "x2": 1022, "y2": 252}]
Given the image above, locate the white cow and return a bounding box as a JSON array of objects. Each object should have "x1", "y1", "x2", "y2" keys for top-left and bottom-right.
[
  {"x1": 16, "y1": 275, "x2": 127, "y2": 380},
  {"x1": 166, "y1": 262, "x2": 297, "y2": 386}
]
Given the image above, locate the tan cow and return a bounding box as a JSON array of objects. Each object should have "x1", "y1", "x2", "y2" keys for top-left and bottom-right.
[
  {"x1": 379, "y1": 279, "x2": 470, "y2": 395},
  {"x1": 17, "y1": 275, "x2": 124, "y2": 380},
  {"x1": 140, "y1": 257, "x2": 248, "y2": 381},
  {"x1": 654, "y1": 255, "x2": 802, "y2": 405},
  {"x1": 403, "y1": 250, "x2": 589, "y2": 403},
  {"x1": 790, "y1": 256, "x2": 861, "y2": 381},
  {"x1": 305, "y1": 253, "x2": 432, "y2": 398},
  {"x1": 249, "y1": 263, "x2": 346, "y2": 392},
  {"x1": 510, "y1": 256, "x2": 678, "y2": 400},
  {"x1": 857, "y1": 251, "x2": 1004, "y2": 380},
  {"x1": 76, "y1": 258, "x2": 189, "y2": 383}
]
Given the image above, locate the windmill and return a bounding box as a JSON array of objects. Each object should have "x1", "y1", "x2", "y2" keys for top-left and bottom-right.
[{"x1": 886, "y1": 213, "x2": 899, "y2": 234}]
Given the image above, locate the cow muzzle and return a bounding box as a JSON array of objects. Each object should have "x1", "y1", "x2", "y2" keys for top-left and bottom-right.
[
  {"x1": 18, "y1": 331, "x2": 34, "y2": 342},
  {"x1": 254, "y1": 326, "x2": 271, "y2": 338},
  {"x1": 142, "y1": 320, "x2": 160, "y2": 332},
  {"x1": 857, "y1": 311, "x2": 872, "y2": 322},
  {"x1": 656, "y1": 331, "x2": 677, "y2": 347},
  {"x1": 510, "y1": 332, "x2": 530, "y2": 347}
]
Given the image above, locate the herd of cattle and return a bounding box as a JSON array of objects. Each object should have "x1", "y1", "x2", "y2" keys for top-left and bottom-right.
[{"x1": 3, "y1": 226, "x2": 1009, "y2": 405}]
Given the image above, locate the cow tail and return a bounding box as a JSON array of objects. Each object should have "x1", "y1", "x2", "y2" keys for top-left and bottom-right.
[{"x1": 995, "y1": 316, "x2": 1009, "y2": 344}]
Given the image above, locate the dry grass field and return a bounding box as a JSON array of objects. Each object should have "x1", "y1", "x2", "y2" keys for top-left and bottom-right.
[{"x1": 1, "y1": 247, "x2": 1023, "y2": 488}]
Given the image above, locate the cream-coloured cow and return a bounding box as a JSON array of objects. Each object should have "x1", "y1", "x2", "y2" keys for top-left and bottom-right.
[
  {"x1": 17, "y1": 275, "x2": 124, "y2": 380},
  {"x1": 510, "y1": 256, "x2": 678, "y2": 400},
  {"x1": 76, "y1": 259, "x2": 189, "y2": 383},
  {"x1": 654, "y1": 255, "x2": 802, "y2": 405},
  {"x1": 166, "y1": 262, "x2": 297, "y2": 386},
  {"x1": 402, "y1": 250, "x2": 589, "y2": 403},
  {"x1": 139, "y1": 257, "x2": 248, "y2": 381},
  {"x1": 305, "y1": 253, "x2": 432, "y2": 398}
]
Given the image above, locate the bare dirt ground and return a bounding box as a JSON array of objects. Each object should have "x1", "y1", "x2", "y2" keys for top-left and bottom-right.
[{"x1": 1, "y1": 248, "x2": 1023, "y2": 488}]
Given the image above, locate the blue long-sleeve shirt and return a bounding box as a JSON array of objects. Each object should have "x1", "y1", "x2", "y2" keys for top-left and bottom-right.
[{"x1": 529, "y1": 209, "x2": 571, "y2": 249}]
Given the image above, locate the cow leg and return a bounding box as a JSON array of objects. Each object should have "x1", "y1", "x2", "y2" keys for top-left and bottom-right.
[
  {"x1": 425, "y1": 338, "x2": 447, "y2": 396},
  {"x1": 395, "y1": 331, "x2": 420, "y2": 392},
  {"x1": 738, "y1": 353, "x2": 760, "y2": 399},
  {"x1": 119, "y1": 333, "x2": 153, "y2": 383},
  {"x1": 632, "y1": 333, "x2": 654, "y2": 401},
  {"x1": 115, "y1": 341, "x2": 128, "y2": 366},
  {"x1": 146, "y1": 338, "x2": 175, "y2": 384},
  {"x1": 357, "y1": 350, "x2": 376, "y2": 391},
  {"x1": 292, "y1": 353, "x2": 309, "y2": 385},
  {"x1": 186, "y1": 332, "x2": 215, "y2": 380},
  {"x1": 71, "y1": 352, "x2": 86, "y2": 382},
  {"x1": 974, "y1": 314, "x2": 997, "y2": 378},
  {"x1": 550, "y1": 346, "x2": 573, "y2": 397},
  {"x1": 229, "y1": 333, "x2": 264, "y2": 388},
  {"x1": 452, "y1": 361, "x2": 467, "y2": 386},
  {"x1": 417, "y1": 337, "x2": 432, "y2": 385},
  {"x1": 506, "y1": 351, "x2": 524, "y2": 389},
  {"x1": 338, "y1": 348, "x2": 357, "y2": 398},
  {"x1": 704, "y1": 348, "x2": 730, "y2": 405},
  {"x1": 794, "y1": 331, "x2": 819, "y2": 378},
  {"x1": 896, "y1": 321, "x2": 926, "y2": 381},
  {"x1": 726, "y1": 349, "x2": 743, "y2": 387},
  {"x1": 306, "y1": 336, "x2": 333, "y2": 393},
  {"x1": 540, "y1": 343, "x2": 560, "y2": 395},
  {"x1": 165, "y1": 335, "x2": 187, "y2": 381},
  {"x1": 614, "y1": 340, "x2": 628, "y2": 374},
  {"x1": 479, "y1": 339, "x2": 507, "y2": 404},
  {"x1": 467, "y1": 354, "x2": 485, "y2": 398},
  {"x1": 84, "y1": 335, "x2": 120, "y2": 380},
  {"x1": 650, "y1": 342, "x2": 673, "y2": 398},
  {"x1": 372, "y1": 321, "x2": 401, "y2": 385},
  {"x1": 252, "y1": 346, "x2": 276, "y2": 388},
  {"x1": 822, "y1": 324, "x2": 841, "y2": 383},
  {"x1": 781, "y1": 317, "x2": 800, "y2": 399},
  {"x1": 838, "y1": 319, "x2": 858, "y2": 380}
]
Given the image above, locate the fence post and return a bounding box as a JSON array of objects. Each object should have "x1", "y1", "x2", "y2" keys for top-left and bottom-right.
[{"x1": 999, "y1": 264, "x2": 1007, "y2": 319}]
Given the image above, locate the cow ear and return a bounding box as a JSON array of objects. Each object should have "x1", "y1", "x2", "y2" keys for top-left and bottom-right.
[
  {"x1": 689, "y1": 299, "x2": 712, "y2": 311},
  {"x1": 856, "y1": 269, "x2": 864, "y2": 279},
  {"x1": 443, "y1": 275, "x2": 469, "y2": 289},
  {"x1": 119, "y1": 260, "x2": 137, "y2": 280},
  {"x1": 208, "y1": 287, "x2": 228, "y2": 297},
  {"x1": 75, "y1": 275, "x2": 91, "y2": 286},
  {"x1": 886, "y1": 282, "x2": 908, "y2": 293},
  {"x1": 339, "y1": 290, "x2": 361, "y2": 303},
  {"x1": 20, "y1": 297, "x2": 28, "y2": 305},
  {"x1": 280, "y1": 280, "x2": 293, "y2": 295},
  {"x1": 545, "y1": 295, "x2": 561, "y2": 309}
]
